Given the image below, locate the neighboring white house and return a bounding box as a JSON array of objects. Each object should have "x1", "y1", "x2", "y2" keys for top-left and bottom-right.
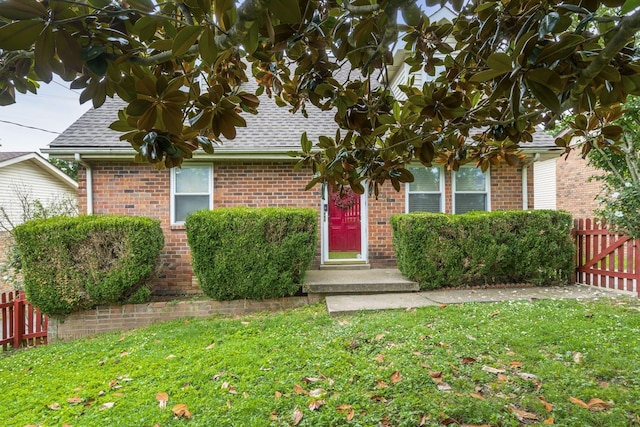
[{"x1": 0, "y1": 152, "x2": 78, "y2": 228}]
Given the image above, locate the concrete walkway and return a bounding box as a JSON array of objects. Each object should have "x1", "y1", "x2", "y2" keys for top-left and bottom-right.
[{"x1": 325, "y1": 284, "x2": 624, "y2": 315}]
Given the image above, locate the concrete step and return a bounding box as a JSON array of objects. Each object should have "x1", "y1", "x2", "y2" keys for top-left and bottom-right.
[
  {"x1": 303, "y1": 269, "x2": 419, "y2": 294},
  {"x1": 319, "y1": 263, "x2": 371, "y2": 270}
]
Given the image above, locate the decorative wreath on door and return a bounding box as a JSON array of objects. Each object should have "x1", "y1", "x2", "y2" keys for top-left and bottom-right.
[{"x1": 332, "y1": 188, "x2": 358, "y2": 210}]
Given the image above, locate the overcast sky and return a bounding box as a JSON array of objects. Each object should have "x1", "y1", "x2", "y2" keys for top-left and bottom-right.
[{"x1": 0, "y1": 79, "x2": 91, "y2": 155}]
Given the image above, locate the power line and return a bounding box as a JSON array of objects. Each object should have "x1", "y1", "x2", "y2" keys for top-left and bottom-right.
[{"x1": 0, "y1": 119, "x2": 61, "y2": 134}]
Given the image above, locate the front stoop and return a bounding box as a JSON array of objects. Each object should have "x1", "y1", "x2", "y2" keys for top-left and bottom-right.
[{"x1": 303, "y1": 268, "x2": 419, "y2": 294}]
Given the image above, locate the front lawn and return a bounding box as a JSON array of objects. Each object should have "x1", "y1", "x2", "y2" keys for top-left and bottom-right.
[{"x1": 1, "y1": 298, "x2": 639, "y2": 426}]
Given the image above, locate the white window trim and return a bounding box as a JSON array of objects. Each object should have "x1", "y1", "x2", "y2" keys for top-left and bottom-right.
[
  {"x1": 452, "y1": 166, "x2": 491, "y2": 214},
  {"x1": 405, "y1": 165, "x2": 445, "y2": 213},
  {"x1": 170, "y1": 163, "x2": 214, "y2": 225}
]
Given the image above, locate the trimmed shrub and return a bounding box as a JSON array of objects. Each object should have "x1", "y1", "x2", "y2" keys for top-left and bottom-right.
[
  {"x1": 391, "y1": 210, "x2": 575, "y2": 289},
  {"x1": 14, "y1": 215, "x2": 164, "y2": 316},
  {"x1": 186, "y1": 207, "x2": 317, "y2": 300}
]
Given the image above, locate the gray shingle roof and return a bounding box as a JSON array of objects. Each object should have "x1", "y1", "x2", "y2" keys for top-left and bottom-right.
[
  {"x1": 0, "y1": 152, "x2": 31, "y2": 162},
  {"x1": 48, "y1": 82, "x2": 559, "y2": 153}
]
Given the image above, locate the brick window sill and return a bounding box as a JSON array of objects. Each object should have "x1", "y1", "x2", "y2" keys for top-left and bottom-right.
[{"x1": 170, "y1": 224, "x2": 186, "y2": 231}]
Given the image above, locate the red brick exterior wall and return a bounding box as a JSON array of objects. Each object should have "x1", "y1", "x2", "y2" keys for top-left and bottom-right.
[
  {"x1": 78, "y1": 161, "x2": 530, "y2": 294},
  {"x1": 555, "y1": 153, "x2": 603, "y2": 219}
]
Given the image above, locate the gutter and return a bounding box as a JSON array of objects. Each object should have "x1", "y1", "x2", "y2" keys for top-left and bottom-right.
[{"x1": 75, "y1": 153, "x2": 93, "y2": 215}]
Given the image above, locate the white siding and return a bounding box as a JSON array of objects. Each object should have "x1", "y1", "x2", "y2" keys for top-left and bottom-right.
[
  {"x1": 534, "y1": 159, "x2": 557, "y2": 210},
  {"x1": 0, "y1": 160, "x2": 76, "y2": 228}
]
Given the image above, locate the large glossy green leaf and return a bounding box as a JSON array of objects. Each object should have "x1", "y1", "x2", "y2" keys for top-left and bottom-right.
[
  {"x1": 271, "y1": 0, "x2": 301, "y2": 24},
  {"x1": 524, "y1": 68, "x2": 563, "y2": 92},
  {"x1": 198, "y1": 27, "x2": 218, "y2": 65},
  {"x1": 55, "y1": 31, "x2": 83, "y2": 73},
  {"x1": 244, "y1": 22, "x2": 259, "y2": 54},
  {"x1": 486, "y1": 53, "x2": 512, "y2": 72},
  {"x1": 526, "y1": 80, "x2": 561, "y2": 113},
  {"x1": 469, "y1": 69, "x2": 508, "y2": 83},
  {"x1": 34, "y1": 26, "x2": 55, "y2": 83},
  {"x1": 536, "y1": 34, "x2": 584, "y2": 63},
  {"x1": 0, "y1": 0, "x2": 46, "y2": 20},
  {"x1": 172, "y1": 26, "x2": 204, "y2": 56},
  {"x1": 0, "y1": 20, "x2": 44, "y2": 50}
]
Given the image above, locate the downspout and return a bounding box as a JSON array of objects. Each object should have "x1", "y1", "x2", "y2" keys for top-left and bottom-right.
[
  {"x1": 522, "y1": 153, "x2": 540, "y2": 210},
  {"x1": 74, "y1": 153, "x2": 93, "y2": 215}
]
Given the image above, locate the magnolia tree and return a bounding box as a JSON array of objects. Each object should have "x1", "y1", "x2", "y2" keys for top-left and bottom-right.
[
  {"x1": 588, "y1": 96, "x2": 640, "y2": 238},
  {"x1": 0, "y1": 0, "x2": 639, "y2": 196}
]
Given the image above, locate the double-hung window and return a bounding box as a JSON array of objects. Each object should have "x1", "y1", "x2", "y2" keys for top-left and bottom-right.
[
  {"x1": 406, "y1": 165, "x2": 444, "y2": 212},
  {"x1": 171, "y1": 164, "x2": 213, "y2": 224},
  {"x1": 453, "y1": 167, "x2": 490, "y2": 214}
]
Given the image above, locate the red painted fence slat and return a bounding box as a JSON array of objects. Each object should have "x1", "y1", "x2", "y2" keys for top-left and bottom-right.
[
  {"x1": 574, "y1": 219, "x2": 640, "y2": 296},
  {"x1": 0, "y1": 291, "x2": 48, "y2": 351}
]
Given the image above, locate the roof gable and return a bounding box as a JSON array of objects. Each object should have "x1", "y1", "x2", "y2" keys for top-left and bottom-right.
[{"x1": 0, "y1": 152, "x2": 78, "y2": 189}]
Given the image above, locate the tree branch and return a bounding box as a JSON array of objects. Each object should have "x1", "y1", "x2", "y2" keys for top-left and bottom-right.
[
  {"x1": 566, "y1": 8, "x2": 640, "y2": 109},
  {"x1": 115, "y1": 0, "x2": 271, "y2": 66}
]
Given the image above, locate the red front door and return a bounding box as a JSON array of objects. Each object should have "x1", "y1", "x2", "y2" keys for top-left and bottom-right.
[{"x1": 328, "y1": 188, "x2": 361, "y2": 256}]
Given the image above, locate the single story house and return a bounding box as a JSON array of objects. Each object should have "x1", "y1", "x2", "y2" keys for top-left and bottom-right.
[
  {"x1": 0, "y1": 151, "x2": 78, "y2": 290},
  {"x1": 45, "y1": 75, "x2": 564, "y2": 295}
]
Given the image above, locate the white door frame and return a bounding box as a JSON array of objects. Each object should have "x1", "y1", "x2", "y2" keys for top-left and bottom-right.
[{"x1": 321, "y1": 187, "x2": 368, "y2": 264}]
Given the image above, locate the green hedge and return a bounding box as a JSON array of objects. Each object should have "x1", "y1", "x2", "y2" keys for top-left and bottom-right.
[
  {"x1": 14, "y1": 215, "x2": 164, "y2": 317},
  {"x1": 186, "y1": 207, "x2": 317, "y2": 300},
  {"x1": 391, "y1": 210, "x2": 575, "y2": 289}
]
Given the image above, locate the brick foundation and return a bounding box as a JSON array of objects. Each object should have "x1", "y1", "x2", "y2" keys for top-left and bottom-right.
[{"x1": 48, "y1": 294, "x2": 324, "y2": 341}]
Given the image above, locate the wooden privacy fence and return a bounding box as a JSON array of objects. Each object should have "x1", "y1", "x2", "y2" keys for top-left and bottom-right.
[
  {"x1": 0, "y1": 290, "x2": 48, "y2": 351},
  {"x1": 574, "y1": 218, "x2": 640, "y2": 296}
]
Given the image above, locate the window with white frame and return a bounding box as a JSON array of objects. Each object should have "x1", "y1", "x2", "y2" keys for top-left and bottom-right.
[
  {"x1": 171, "y1": 164, "x2": 213, "y2": 224},
  {"x1": 406, "y1": 165, "x2": 443, "y2": 212},
  {"x1": 453, "y1": 167, "x2": 490, "y2": 214}
]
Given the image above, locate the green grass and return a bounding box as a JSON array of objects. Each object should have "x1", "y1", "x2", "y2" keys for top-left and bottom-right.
[{"x1": 1, "y1": 298, "x2": 639, "y2": 426}]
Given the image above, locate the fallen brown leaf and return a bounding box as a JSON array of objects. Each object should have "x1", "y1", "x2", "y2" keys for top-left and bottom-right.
[
  {"x1": 270, "y1": 410, "x2": 278, "y2": 421},
  {"x1": 293, "y1": 384, "x2": 308, "y2": 395},
  {"x1": 461, "y1": 357, "x2": 476, "y2": 364},
  {"x1": 172, "y1": 403, "x2": 192, "y2": 419},
  {"x1": 509, "y1": 361, "x2": 522, "y2": 368},
  {"x1": 538, "y1": 396, "x2": 553, "y2": 412},
  {"x1": 293, "y1": 407, "x2": 303, "y2": 425},
  {"x1": 47, "y1": 402, "x2": 61, "y2": 411},
  {"x1": 370, "y1": 395, "x2": 387, "y2": 402},
  {"x1": 156, "y1": 392, "x2": 169, "y2": 409},
  {"x1": 336, "y1": 404, "x2": 352, "y2": 411},
  {"x1": 543, "y1": 416, "x2": 555, "y2": 424},
  {"x1": 482, "y1": 366, "x2": 505, "y2": 374},
  {"x1": 205, "y1": 343, "x2": 215, "y2": 350},
  {"x1": 347, "y1": 408, "x2": 355, "y2": 420},
  {"x1": 376, "y1": 380, "x2": 389, "y2": 389},
  {"x1": 376, "y1": 354, "x2": 385, "y2": 363},
  {"x1": 100, "y1": 402, "x2": 115, "y2": 411},
  {"x1": 301, "y1": 376, "x2": 320, "y2": 383},
  {"x1": 586, "y1": 398, "x2": 613, "y2": 411},
  {"x1": 375, "y1": 333, "x2": 385, "y2": 340},
  {"x1": 308, "y1": 388, "x2": 326, "y2": 397},
  {"x1": 508, "y1": 405, "x2": 539, "y2": 422},
  {"x1": 573, "y1": 352, "x2": 583, "y2": 363},
  {"x1": 390, "y1": 371, "x2": 402, "y2": 383},
  {"x1": 437, "y1": 382, "x2": 452, "y2": 392},
  {"x1": 67, "y1": 397, "x2": 83, "y2": 404},
  {"x1": 429, "y1": 371, "x2": 443, "y2": 379},
  {"x1": 309, "y1": 399, "x2": 326, "y2": 411},
  {"x1": 569, "y1": 397, "x2": 589, "y2": 409},
  {"x1": 470, "y1": 393, "x2": 485, "y2": 400},
  {"x1": 439, "y1": 304, "x2": 448, "y2": 309},
  {"x1": 489, "y1": 311, "x2": 500, "y2": 317},
  {"x1": 497, "y1": 374, "x2": 509, "y2": 382},
  {"x1": 274, "y1": 391, "x2": 282, "y2": 399}
]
